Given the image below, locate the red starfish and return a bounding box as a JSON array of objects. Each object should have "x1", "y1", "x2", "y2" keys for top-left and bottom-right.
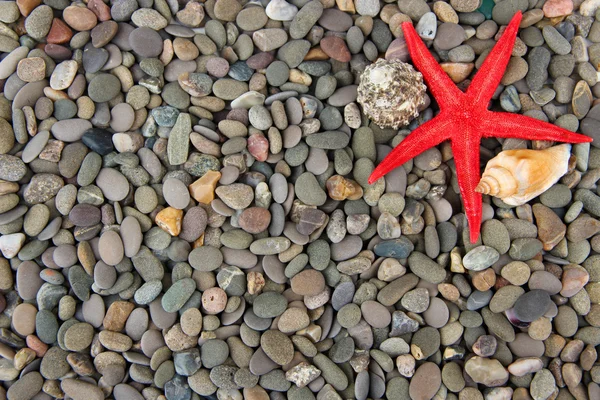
[{"x1": 368, "y1": 11, "x2": 592, "y2": 243}]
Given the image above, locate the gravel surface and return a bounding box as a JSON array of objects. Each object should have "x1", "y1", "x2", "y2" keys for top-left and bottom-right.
[{"x1": 0, "y1": 0, "x2": 598, "y2": 399}]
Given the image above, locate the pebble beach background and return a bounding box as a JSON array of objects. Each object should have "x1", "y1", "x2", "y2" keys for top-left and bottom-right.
[{"x1": 0, "y1": 0, "x2": 598, "y2": 398}]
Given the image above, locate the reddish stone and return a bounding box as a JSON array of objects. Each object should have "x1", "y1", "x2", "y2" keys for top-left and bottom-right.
[
  {"x1": 87, "y1": 0, "x2": 112, "y2": 21},
  {"x1": 16, "y1": 0, "x2": 41, "y2": 16},
  {"x1": 246, "y1": 53, "x2": 274, "y2": 70},
  {"x1": 561, "y1": 266, "x2": 589, "y2": 297},
  {"x1": 247, "y1": 133, "x2": 269, "y2": 162},
  {"x1": 291, "y1": 269, "x2": 325, "y2": 296},
  {"x1": 320, "y1": 36, "x2": 351, "y2": 62},
  {"x1": 63, "y1": 5, "x2": 98, "y2": 31},
  {"x1": 239, "y1": 207, "x2": 271, "y2": 234},
  {"x1": 543, "y1": 0, "x2": 573, "y2": 17},
  {"x1": 493, "y1": 276, "x2": 511, "y2": 290},
  {"x1": 47, "y1": 18, "x2": 73, "y2": 44},
  {"x1": 26, "y1": 335, "x2": 48, "y2": 357}
]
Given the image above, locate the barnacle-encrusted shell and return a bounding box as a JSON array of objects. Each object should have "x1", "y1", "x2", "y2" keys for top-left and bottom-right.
[
  {"x1": 356, "y1": 59, "x2": 427, "y2": 129},
  {"x1": 475, "y1": 144, "x2": 571, "y2": 206}
]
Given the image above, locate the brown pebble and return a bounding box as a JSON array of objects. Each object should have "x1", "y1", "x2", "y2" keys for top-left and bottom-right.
[
  {"x1": 472, "y1": 268, "x2": 496, "y2": 291},
  {"x1": 103, "y1": 301, "x2": 135, "y2": 331},
  {"x1": 440, "y1": 62, "x2": 475, "y2": 83},
  {"x1": 13, "y1": 348, "x2": 34, "y2": 370},
  {"x1": 17, "y1": 0, "x2": 41, "y2": 16},
  {"x1": 291, "y1": 269, "x2": 325, "y2": 296},
  {"x1": 87, "y1": 0, "x2": 111, "y2": 21},
  {"x1": 63, "y1": 5, "x2": 98, "y2": 31},
  {"x1": 47, "y1": 18, "x2": 72, "y2": 44},
  {"x1": 26, "y1": 335, "x2": 48, "y2": 357},
  {"x1": 409, "y1": 362, "x2": 441, "y2": 400},
  {"x1": 13, "y1": 303, "x2": 37, "y2": 336},
  {"x1": 17, "y1": 57, "x2": 46, "y2": 82},
  {"x1": 239, "y1": 207, "x2": 271, "y2": 234},
  {"x1": 247, "y1": 271, "x2": 266, "y2": 295},
  {"x1": 320, "y1": 36, "x2": 351, "y2": 62}
]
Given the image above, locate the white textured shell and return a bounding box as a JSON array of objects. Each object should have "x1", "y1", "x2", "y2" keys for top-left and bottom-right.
[
  {"x1": 475, "y1": 144, "x2": 571, "y2": 206},
  {"x1": 356, "y1": 59, "x2": 427, "y2": 129}
]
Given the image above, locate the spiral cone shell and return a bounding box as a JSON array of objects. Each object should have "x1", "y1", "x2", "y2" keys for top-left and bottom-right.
[{"x1": 475, "y1": 144, "x2": 571, "y2": 206}]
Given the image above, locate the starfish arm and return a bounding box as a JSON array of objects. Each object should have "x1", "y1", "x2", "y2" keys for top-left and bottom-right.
[
  {"x1": 481, "y1": 111, "x2": 593, "y2": 144},
  {"x1": 402, "y1": 22, "x2": 463, "y2": 109},
  {"x1": 368, "y1": 117, "x2": 452, "y2": 184},
  {"x1": 467, "y1": 11, "x2": 522, "y2": 106},
  {"x1": 451, "y1": 136, "x2": 483, "y2": 243}
]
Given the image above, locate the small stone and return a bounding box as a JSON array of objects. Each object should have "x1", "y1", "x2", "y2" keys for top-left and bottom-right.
[
  {"x1": 513, "y1": 290, "x2": 552, "y2": 322},
  {"x1": 266, "y1": 0, "x2": 298, "y2": 21},
  {"x1": 464, "y1": 356, "x2": 509, "y2": 386},
  {"x1": 189, "y1": 170, "x2": 221, "y2": 204},
  {"x1": 472, "y1": 335, "x2": 497, "y2": 357},
  {"x1": 176, "y1": 2, "x2": 205, "y2": 27},
  {"x1": 326, "y1": 175, "x2": 363, "y2": 201},
  {"x1": 261, "y1": 330, "x2": 294, "y2": 365},
  {"x1": 216, "y1": 183, "x2": 254, "y2": 210},
  {"x1": 561, "y1": 266, "x2": 589, "y2": 297},
  {"x1": 17, "y1": 57, "x2": 46, "y2": 82},
  {"x1": 285, "y1": 362, "x2": 321, "y2": 387},
  {"x1": 409, "y1": 362, "x2": 441, "y2": 400},
  {"x1": 463, "y1": 246, "x2": 500, "y2": 271},
  {"x1": 202, "y1": 287, "x2": 227, "y2": 314},
  {"x1": 543, "y1": 0, "x2": 573, "y2": 16},
  {"x1": 239, "y1": 207, "x2": 271, "y2": 234},
  {"x1": 320, "y1": 36, "x2": 351, "y2": 63},
  {"x1": 248, "y1": 133, "x2": 269, "y2": 162},
  {"x1": 530, "y1": 369, "x2": 556, "y2": 400},
  {"x1": 155, "y1": 207, "x2": 183, "y2": 236},
  {"x1": 291, "y1": 269, "x2": 325, "y2": 296},
  {"x1": 573, "y1": 80, "x2": 592, "y2": 119}
]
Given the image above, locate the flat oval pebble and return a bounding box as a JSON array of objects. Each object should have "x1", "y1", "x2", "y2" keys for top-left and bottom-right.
[
  {"x1": 51, "y1": 119, "x2": 92, "y2": 142},
  {"x1": 513, "y1": 289, "x2": 552, "y2": 322},
  {"x1": 261, "y1": 330, "x2": 294, "y2": 365},
  {"x1": 163, "y1": 178, "x2": 190, "y2": 210},
  {"x1": 290, "y1": 269, "x2": 325, "y2": 296},
  {"x1": 96, "y1": 168, "x2": 129, "y2": 201},
  {"x1": 99, "y1": 230, "x2": 124, "y2": 266},
  {"x1": 361, "y1": 300, "x2": 391, "y2": 328}
]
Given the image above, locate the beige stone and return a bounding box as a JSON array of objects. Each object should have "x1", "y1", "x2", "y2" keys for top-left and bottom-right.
[{"x1": 189, "y1": 170, "x2": 221, "y2": 204}]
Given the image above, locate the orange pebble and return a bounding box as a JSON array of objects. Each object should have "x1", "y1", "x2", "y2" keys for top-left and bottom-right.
[{"x1": 26, "y1": 335, "x2": 48, "y2": 358}]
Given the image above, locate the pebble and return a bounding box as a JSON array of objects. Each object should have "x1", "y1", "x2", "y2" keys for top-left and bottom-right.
[
  {"x1": 266, "y1": 0, "x2": 298, "y2": 21},
  {"x1": 261, "y1": 330, "x2": 294, "y2": 365},
  {"x1": 513, "y1": 290, "x2": 552, "y2": 322},
  {"x1": 463, "y1": 246, "x2": 500, "y2": 271},
  {"x1": 409, "y1": 362, "x2": 441, "y2": 400},
  {"x1": 465, "y1": 357, "x2": 509, "y2": 386}
]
